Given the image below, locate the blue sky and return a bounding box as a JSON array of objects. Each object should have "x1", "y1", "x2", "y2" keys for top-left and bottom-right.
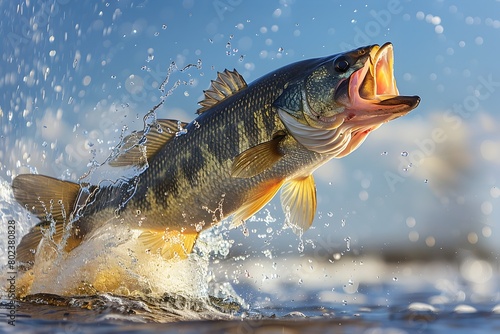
[{"x1": 1, "y1": 0, "x2": 499, "y2": 258}]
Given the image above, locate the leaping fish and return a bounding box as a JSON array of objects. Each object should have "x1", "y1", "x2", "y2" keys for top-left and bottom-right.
[{"x1": 12, "y1": 43, "x2": 419, "y2": 286}]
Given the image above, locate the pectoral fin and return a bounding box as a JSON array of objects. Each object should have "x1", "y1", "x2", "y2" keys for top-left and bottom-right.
[
  {"x1": 280, "y1": 174, "x2": 317, "y2": 235},
  {"x1": 138, "y1": 230, "x2": 198, "y2": 260},
  {"x1": 231, "y1": 179, "x2": 284, "y2": 227},
  {"x1": 231, "y1": 132, "x2": 286, "y2": 178}
]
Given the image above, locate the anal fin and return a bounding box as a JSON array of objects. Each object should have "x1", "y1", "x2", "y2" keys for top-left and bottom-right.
[{"x1": 138, "y1": 230, "x2": 198, "y2": 260}]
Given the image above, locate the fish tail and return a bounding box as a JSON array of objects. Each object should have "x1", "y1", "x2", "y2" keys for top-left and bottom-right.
[{"x1": 12, "y1": 174, "x2": 85, "y2": 266}]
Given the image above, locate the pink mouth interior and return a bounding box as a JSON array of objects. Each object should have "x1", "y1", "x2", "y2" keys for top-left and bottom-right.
[
  {"x1": 350, "y1": 44, "x2": 400, "y2": 105},
  {"x1": 373, "y1": 45, "x2": 399, "y2": 96}
]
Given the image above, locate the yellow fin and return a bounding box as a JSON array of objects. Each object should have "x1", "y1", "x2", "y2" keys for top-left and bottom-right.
[
  {"x1": 109, "y1": 119, "x2": 187, "y2": 167},
  {"x1": 231, "y1": 133, "x2": 286, "y2": 178},
  {"x1": 12, "y1": 174, "x2": 81, "y2": 223},
  {"x1": 138, "y1": 230, "x2": 198, "y2": 260},
  {"x1": 231, "y1": 179, "x2": 284, "y2": 227},
  {"x1": 197, "y1": 69, "x2": 248, "y2": 114},
  {"x1": 280, "y1": 175, "x2": 317, "y2": 235}
]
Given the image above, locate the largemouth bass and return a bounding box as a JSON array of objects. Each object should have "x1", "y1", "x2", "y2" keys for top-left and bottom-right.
[{"x1": 12, "y1": 43, "x2": 419, "y2": 292}]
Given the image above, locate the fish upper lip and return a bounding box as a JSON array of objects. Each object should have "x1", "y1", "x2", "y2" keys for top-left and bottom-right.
[
  {"x1": 347, "y1": 43, "x2": 420, "y2": 113},
  {"x1": 360, "y1": 43, "x2": 399, "y2": 100}
]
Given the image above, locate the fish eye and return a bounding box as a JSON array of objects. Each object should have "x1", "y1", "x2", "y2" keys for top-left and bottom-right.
[{"x1": 334, "y1": 56, "x2": 350, "y2": 73}]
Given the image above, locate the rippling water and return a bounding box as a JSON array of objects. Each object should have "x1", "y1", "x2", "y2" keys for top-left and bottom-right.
[{"x1": 2, "y1": 257, "x2": 500, "y2": 333}]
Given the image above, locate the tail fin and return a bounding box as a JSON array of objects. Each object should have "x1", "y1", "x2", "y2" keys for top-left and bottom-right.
[{"x1": 12, "y1": 174, "x2": 82, "y2": 266}]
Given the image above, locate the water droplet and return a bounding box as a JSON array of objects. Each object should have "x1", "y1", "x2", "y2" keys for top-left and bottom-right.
[
  {"x1": 424, "y1": 179, "x2": 429, "y2": 183},
  {"x1": 298, "y1": 240, "x2": 304, "y2": 253},
  {"x1": 401, "y1": 151, "x2": 408, "y2": 157},
  {"x1": 381, "y1": 151, "x2": 388, "y2": 155},
  {"x1": 344, "y1": 237, "x2": 351, "y2": 251},
  {"x1": 278, "y1": 47, "x2": 284, "y2": 53},
  {"x1": 327, "y1": 212, "x2": 333, "y2": 217},
  {"x1": 393, "y1": 277, "x2": 398, "y2": 281},
  {"x1": 162, "y1": 24, "x2": 167, "y2": 29},
  {"x1": 341, "y1": 219, "x2": 346, "y2": 227}
]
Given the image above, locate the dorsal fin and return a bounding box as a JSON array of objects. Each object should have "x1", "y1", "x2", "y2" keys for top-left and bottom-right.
[
  {"x1": 109, "y1": 119, "x2": 187, "y2": 167},
  {"x1": 197, "y1": 69, "x2": 248, "y2": 114}
]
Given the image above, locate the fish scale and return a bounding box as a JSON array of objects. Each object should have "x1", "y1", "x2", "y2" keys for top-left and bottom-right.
[{"x1": 131, "y1": 84, "x2": 290, "y2": 231}]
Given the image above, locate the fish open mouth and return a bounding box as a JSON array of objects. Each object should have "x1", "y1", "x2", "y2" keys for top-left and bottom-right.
[{"x1": 346, "y1": 43, "x2": 420, "y2": 115}]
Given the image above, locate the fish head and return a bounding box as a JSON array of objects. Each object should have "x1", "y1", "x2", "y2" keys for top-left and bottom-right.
[{"x1": 275, "y1": 43, "x2": 420, "y2": 156}]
